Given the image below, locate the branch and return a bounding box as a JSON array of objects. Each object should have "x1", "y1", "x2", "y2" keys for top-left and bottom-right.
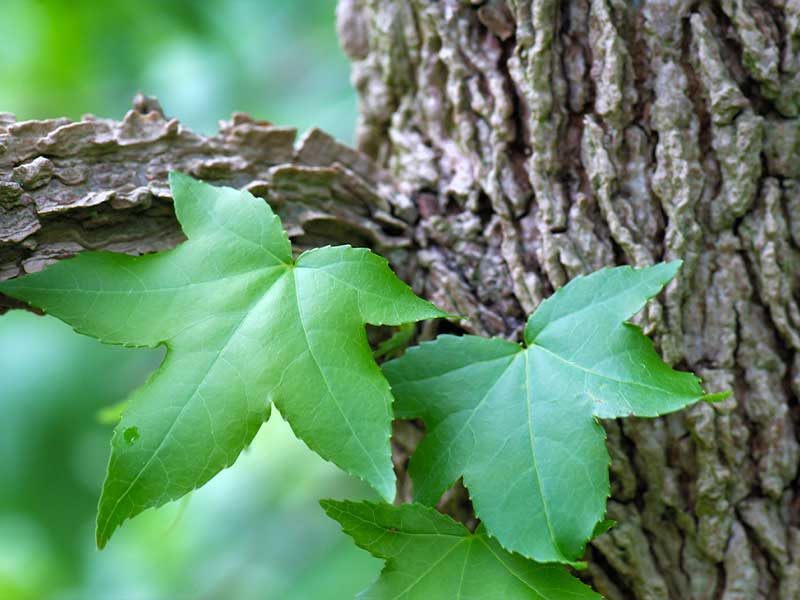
[{"x1": 0, "y1": 95, "x2": 415, "y2": 310}]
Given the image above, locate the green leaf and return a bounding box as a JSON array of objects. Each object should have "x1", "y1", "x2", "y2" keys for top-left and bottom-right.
[
  {"x1": 373, "y1": 323, "x2": 415, "y2": 360},
  {"x1": 384, "y1": 263, "x2": 726, "y2": 563},
  {"x1": 0, "y1": 173, "x2": 446, "y2": 548},
  {"x1": 591, "y1": 519, "x2": 616, "y2": 539},
  {"x1": 321, "y1": 500, "x2": 601, "y2": 599}
]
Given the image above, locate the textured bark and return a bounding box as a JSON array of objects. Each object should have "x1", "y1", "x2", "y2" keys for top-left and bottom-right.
[
  {"x1": 1, "y1": 1, "x2": 799, "y2": 598},
  {"x1": 0, "y1": 94, "x2": 417, "y2": 310},
  {"x1": 338, "y1": 1, "x2": 800, "y2": 598}
]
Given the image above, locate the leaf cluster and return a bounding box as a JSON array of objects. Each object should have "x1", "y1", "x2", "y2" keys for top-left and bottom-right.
[{"x1": 0, "y1": 175, "x2": 725, "y2": 598}]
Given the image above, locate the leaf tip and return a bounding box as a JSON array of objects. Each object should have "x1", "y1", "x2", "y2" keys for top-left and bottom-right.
[
  {"x1": 417, "y1": 303, "x2": 459, "y2": 322},
  {"x1": 442, "y1": 311, "x2": 467, "y2": 320},
  {"x1": 702, "y1": 391, "x2": 732, "y2": 403},
  {"x1": 95, "y1": 489, "x2": 126, "y2": 550},
  {"x1": 666, "y1": 258, "x2": 684, "y2": 269},
  {"x1": 652, "y1": 259, "x2": 683, "y2": 283},
  {"x1": 94, "y1": 518, "x2": 112, "y2": 550}
]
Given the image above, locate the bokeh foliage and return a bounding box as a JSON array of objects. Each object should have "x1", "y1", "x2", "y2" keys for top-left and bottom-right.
[
  {"x1": 0, "y1": 1, "x2": 377, "y2": 598},
  {"x1": 0, "y1": 0, "x2": 357, "y2": 141}
]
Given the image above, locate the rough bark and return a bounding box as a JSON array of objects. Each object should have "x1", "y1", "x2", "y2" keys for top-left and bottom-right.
[
  {"x1": 1, "y1": 1, "x2": 799, "y2": 598},
  {"x1": 337, "y1": 0, "x2": 800, "y2": 598},
  {"x1": 0, "y1": 94, "x2": 418, "y2": 310}
]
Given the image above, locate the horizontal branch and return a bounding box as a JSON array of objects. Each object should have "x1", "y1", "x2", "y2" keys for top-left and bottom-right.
[{"x1": 0, "y1": 95, "x2": 415, "y2": 310}]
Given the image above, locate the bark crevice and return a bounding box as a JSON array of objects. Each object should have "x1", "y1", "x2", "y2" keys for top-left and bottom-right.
[{"x1": 338, "y1": 1, "x2": 799, "y2": 597}]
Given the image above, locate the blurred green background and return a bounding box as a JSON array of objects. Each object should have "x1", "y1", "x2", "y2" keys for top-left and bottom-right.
[
  {"x1": 0, "y1": 0, "x2": 357, "y2": 142},
  {"x1": 0, "y1": 1, "x2": 382, "y2": 599}
]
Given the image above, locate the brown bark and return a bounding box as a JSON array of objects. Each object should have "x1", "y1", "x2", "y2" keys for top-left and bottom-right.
[
  {"x1": 0, "y1": 94, "x2": 416, "y2": 302},
  {"x1": 2, "y1": 0, "x2": 800, "y2": 598},
  {"x1": 338, "y1": 1, "x2": 800, "y2": 598}
]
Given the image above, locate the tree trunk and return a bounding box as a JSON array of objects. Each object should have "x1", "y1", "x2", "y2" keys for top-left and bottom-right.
[
  {"x1": 1, "y1": 1, "x2": 799, "y2": 598},
  {"x1": 338, "y1": 0, "x2": 800, "y2": 598}
]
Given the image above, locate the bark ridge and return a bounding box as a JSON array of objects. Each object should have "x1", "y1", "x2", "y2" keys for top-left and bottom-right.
[{"x1": 337, "y1": 1, "x2": 800, "y2": 598}]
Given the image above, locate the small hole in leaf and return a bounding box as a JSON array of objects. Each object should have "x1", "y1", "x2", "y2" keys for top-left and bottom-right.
[{"x1": 123, "y1": 426, "x2": 140, "y2": 444}]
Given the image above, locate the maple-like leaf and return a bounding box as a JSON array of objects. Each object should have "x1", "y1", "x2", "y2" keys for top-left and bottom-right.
[
  {"x1": 0, "y1": 173, "x2": 446, "y2": 547},
  {"x1": 321, "y1": 500, "x2": 600, "y2": 599},
  {"x1": 383, "y1": 262, "x2": 729, "y2": 564}
]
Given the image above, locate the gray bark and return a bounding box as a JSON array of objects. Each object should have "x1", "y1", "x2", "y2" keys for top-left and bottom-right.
[
  {"x1": 0, "y1": 1, "x2": 799, "y2": 598},
  {"x1": 338, "y1": 1, "x2": 800, "y2": 598},
  {"x1": 0, "y1": 95, "x2": 416, "y2": 310}
]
